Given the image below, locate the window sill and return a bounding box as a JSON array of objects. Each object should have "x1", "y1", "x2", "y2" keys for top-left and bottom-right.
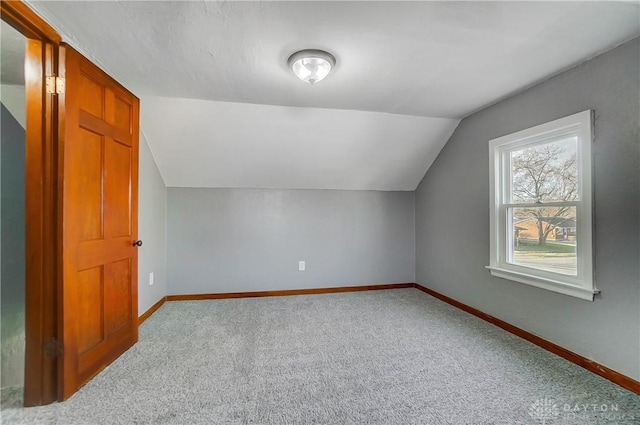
[{"x1": 485, "y1": 266, "x2": 598, "y2": 301}]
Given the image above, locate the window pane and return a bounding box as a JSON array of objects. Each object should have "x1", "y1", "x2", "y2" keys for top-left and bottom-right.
[
  {"x1": 511, "y1": 206, "x2": 577, "y2": 275},
  {"x1": 510, "y1": 137, "x2": 578, "y2": 203}
]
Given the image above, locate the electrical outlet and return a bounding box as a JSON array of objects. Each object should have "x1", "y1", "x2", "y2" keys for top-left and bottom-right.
[
  {"x1": 149, "y1": 272, "x2": 154, "y2": 285},
  {"x1": 298, "y1": 261, "x2": 305, "y2": 271}
]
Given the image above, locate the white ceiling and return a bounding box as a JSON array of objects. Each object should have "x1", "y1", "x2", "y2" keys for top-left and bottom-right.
[
  {"x1": 141, "y1": 96, "x2": 459, "y2": 190},
  {"x1": 26, "y1": 1, "x2": 640, "y2": 190}
]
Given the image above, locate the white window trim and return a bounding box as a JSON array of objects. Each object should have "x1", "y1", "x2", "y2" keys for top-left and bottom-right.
[{"x1": 487, "y1": 110, "x2": 597, "y2": 301}]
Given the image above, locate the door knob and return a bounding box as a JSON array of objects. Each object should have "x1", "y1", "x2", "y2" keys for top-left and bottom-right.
[{"x1": 132, "y1": 240, "x2": 143, "y2": 247}]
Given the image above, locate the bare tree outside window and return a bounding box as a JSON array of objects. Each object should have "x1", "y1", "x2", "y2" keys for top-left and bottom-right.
[
  {"x1": 509, "y1": 139, "x2": 578, "y2": 275},
  {"x1": 488, "y1": 110, "x2": 595, "y2": 299},
  {"x1": 511, "y1": 138, "x2": 578, "y2": 245}
]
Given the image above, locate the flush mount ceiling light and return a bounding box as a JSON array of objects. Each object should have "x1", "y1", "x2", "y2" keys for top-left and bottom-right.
[{"x1": 287, "y1": 49, "x2": 336, "y2": 85}]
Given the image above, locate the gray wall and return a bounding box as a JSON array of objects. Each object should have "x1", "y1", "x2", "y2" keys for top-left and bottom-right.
[
  {"x1": 167, "y1": 188, "x2": 415, "y2": 294},
  {"x1": 415, "y1": 39, "x2": 640, "y2": 379},
  {"x1": 137, "y1": 131, "x2": 167, "y2": 315},
  {"x1": 1, "y1": 103, "x2": 25, "y2": 389}
]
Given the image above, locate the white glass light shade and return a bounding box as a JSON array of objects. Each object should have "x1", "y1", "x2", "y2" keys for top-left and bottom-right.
[{"x1": 288, "y1": 50, "x2": 336, "y2": 85}]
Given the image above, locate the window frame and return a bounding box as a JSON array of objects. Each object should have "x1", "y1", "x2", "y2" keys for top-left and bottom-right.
[{"x1": 487, "y1": 110, "x2": 597, "y2": 301}]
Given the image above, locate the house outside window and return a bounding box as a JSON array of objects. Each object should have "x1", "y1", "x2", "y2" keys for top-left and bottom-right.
[{"x1": 487, "y1": 110, "x2": 597, "y2": 300}]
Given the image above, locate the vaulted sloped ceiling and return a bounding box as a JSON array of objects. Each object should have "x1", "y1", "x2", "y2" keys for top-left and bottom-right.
[
  {"x1": 141, "y1": 97, "x2": 459, "y2": 190},
  {"x1": 27, "y1": 1, "x2": 640, "y2": 190}
]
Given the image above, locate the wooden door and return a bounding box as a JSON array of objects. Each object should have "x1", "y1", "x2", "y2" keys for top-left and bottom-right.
[{"x1": 58, "y1": 45, "x2": 140, "y2": 400}]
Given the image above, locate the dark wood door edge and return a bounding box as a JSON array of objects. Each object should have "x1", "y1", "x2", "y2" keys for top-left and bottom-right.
[{"x1": 1, "y1": 1, "x2": 61, "y2": 43}]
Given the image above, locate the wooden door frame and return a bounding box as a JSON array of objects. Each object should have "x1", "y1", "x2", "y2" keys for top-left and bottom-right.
[{"x1": 1, "y1": 0, "x2": 61, "y2": 406}]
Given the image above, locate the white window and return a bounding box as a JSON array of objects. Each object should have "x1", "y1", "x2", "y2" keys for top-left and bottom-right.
[{"x1": 487, "y1": 110, "x2": 597, "y2": 300}]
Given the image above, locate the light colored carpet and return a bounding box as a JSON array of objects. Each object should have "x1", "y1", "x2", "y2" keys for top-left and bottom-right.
[
  {"x1": 2, "y1": 288, "x2": 638, "y2": 424},
  {"x1": 1, "y1": 386, "x2": 23, "y2": 410}
]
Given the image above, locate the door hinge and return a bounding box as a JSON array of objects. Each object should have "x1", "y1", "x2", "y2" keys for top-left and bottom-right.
[
  {"x1": 44, "y1": 338, "x2": 64, "y2": 358},
  {"x1": 46, "y1": 76, "x2": 65, "y2": 94}
]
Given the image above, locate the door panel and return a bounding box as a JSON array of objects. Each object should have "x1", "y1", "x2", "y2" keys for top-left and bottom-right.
[
  {"x1": 78, "y1": 75, "x2": 104, "y2": 118},
  {"x1": 104, "y1": 140, "x2": 132, "y2": 237},
  {"x1": 104, "y1": 259, "x2": 132, "y2": 335},
  {"x1": 76, "y1": 267, "x2": 103, "y2": 353},
  {"x1": 74, "y1": 128, "x2": 103, "y2": 240},
  {"x1": 59, "y1": 45, "x2": 139, "y2": 400}
]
